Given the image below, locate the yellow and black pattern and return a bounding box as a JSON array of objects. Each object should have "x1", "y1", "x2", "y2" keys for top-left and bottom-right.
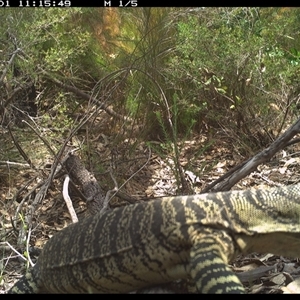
[{"x1": 8, "y1": 184, "x2": 300, "y2": 293}]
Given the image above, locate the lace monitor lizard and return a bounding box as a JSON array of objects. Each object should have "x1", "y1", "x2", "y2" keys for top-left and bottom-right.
[{"x1": 8, "y1": 183, "x2": 300, "y2": 294}]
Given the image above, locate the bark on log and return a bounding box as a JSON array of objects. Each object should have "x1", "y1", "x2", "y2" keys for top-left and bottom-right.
[{"x1": 64, "y1": 154, "x2": 107, "y2": 216}]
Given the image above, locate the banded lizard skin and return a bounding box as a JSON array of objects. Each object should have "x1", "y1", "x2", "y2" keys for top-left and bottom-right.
[{"x1": 8, "y1": 184, "x2": 300, "y2": 294}]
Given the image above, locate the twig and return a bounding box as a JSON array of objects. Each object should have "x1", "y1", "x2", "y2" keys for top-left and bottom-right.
[
  {"x1": 0, "y1": 161, "x2": 31, "y2": 169},
  {"x1": 12, "y1": 176, "x2": 43, "y2": 231},
  {"x1": 38, "y1": 67, "x2": 131, "y2": 122},
  {"x1": 25, "y1": 227, "x2": 34, "y2": 268},
  {"x1": 0, "y1": 48, "x2": 21, "y2": 86},
  {"x1": 100, "y1": 168, "x2": 118, "y2": 214},
  {"x1": 108, "y1": 146, "x2": 152, "y2": 202},
  {"x1": 8, "y1": 125, "x2": 35, "y2": 169},
  {"x1": 123, "y1": 67, "x2": 191, "y2": 194},
  {"x1": 21, "y1": 120, "x2": 56, "y2": 156},
  {"x1": 0, "y1": 242, "x2": 28, "y2": 263},
  {"x1": 62, "y1": 175, "x2": 78, "y2": 223}
]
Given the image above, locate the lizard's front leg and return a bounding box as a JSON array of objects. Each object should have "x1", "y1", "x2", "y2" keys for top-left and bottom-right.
[{"x1": 190, "y1": 235, "x2": 244, "y2": 293}]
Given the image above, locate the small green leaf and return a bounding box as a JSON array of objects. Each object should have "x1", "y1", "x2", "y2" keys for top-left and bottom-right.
[{"x1": 216, "y1": 88, "x2": 226, "y2": 94}]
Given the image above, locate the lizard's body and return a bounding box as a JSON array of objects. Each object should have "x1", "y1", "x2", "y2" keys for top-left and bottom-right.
[{"x1": 8, "y1": 184, "x2": 300, "y2": 293}]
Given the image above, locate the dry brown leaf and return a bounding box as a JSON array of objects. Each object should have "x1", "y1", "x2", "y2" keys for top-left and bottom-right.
[
  {"x1": 283, "y1": 263, "x2": 299, "y2": 274},
  {"x1": 259, "y1": 253, "x2": 275, "y2": 262},
  {"x1": 237, "y1": 265, "x2": 276, "y2": 283},
  {"x1": 284, "y1": 157, "x2": 299, "y2": 167},
  {"x1": 278, "y1": 167, "x2": 287, "y2": 174},
  {"x1": 268, "y1": 273, "x2": 286, "y2": 286},
  {"x1": 282, "y1": 277, "x2": 300, "y2": 294}
]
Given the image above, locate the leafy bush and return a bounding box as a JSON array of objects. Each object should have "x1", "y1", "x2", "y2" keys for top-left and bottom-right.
[{"x1": 163, "y1": 8, "x2": 300, "y2": 150}]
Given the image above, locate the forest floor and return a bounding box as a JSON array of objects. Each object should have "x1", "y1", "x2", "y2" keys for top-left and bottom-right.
[{"x1": 1, "y1": 121, "x2": 300, "y2": 294}]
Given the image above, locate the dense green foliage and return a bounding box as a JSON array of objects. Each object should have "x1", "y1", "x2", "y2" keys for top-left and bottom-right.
[
  {"x1": 165, "y1": 8, "x2": 300, "y2": 148},
  {"x1": 1, "y1": 7, "x2": 300, "y2": 152}
]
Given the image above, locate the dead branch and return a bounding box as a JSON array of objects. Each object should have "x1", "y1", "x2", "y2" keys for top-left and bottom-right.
[
  {"x1": 38, "y1": 67, "x2": 130, "y2": 122},
  {"x1": 205, "y1": 116, "x2": 300, "y2": 192}
]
